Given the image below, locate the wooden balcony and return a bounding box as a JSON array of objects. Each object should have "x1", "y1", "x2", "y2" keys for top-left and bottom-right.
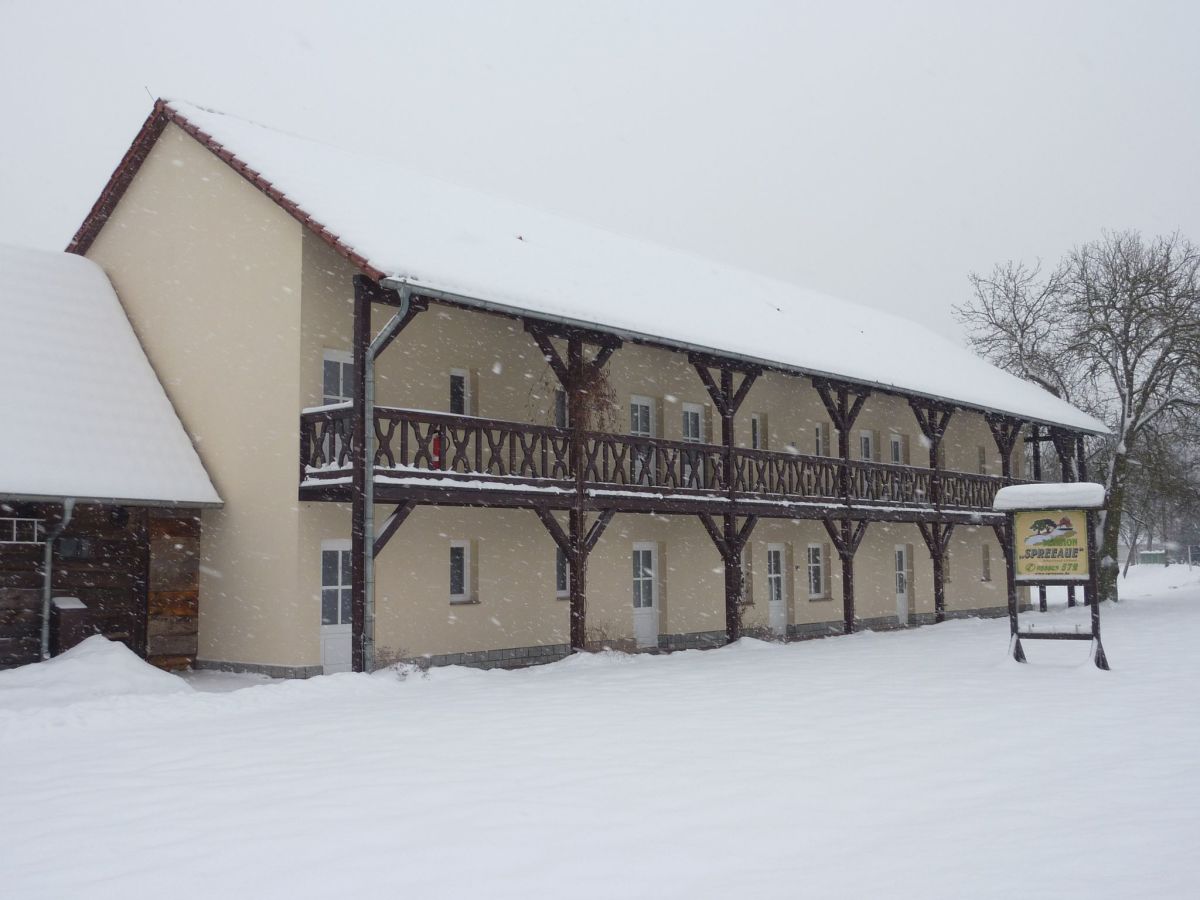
[{"x1": 299, "y1": 406, "x2": 1012, "y2": 522}]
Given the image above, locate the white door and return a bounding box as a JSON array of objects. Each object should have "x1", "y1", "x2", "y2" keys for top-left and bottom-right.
[
  {"x1": 630, "y1": 396, "x2": 655, "y2": 485},
  {"x1": 894, "y1": 545, "x2": 909, "y2": 626},
  {"x1": 767, "y1": 544, "x2": 787, "y2": 636},
  {"x1": 631, "y1": 544, "x2": 660, "y2": 647},
  {"x1": 321, "y1": 540, "x2": 353, "y2": 674}
]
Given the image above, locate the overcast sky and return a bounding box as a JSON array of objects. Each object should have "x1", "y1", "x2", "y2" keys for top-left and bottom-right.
[{"x1": 2, "y1": 0, "x2": 1197, "y2": 340}]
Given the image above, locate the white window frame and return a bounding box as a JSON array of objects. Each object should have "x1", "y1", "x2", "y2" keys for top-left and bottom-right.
[
  {"x1": 859, "y1": 429, "x2": 874, "y2": 461},
  {"x1": 631, "y1": 542, "x2": 658, "y2": 609},
  {"x1": 322, "y1": 349, "x2": 354, "y2": 406},
  {"x1": 320, "y1": 538, "x2": 353, "y2": 627},
  {"x1": 630, "y1": 395, "x2": 655, "y2": 437},
  {"x1": 449, "y1": 539, "x2": 472, "y2": 603},
  {"x1": 766, "y1": 543, "x2": 786, "y2": 607},
  {"x1": 555, "y1": 546, "x2": 569, "y2": 598},
  {"x1": 807, "y1": 543, "x2": 824, "y2": 599},
  {"x1": 981, "y1": 544, "x2": 992, "y2": 582},
  {"x1": 681, "y1": 402, "x2": 704, "y2": 443},
  {"x1": 890, "y1": 433, "x2": 904, "y2": 466},
  {"x1": 449, "y1": 368, "x2": 471, "y2": 416},
  {"x1": 554, "y1": 388, "x2": 569, "y2": 429},
  {"x1": 0, "y1": 516, "x2": 44, "y2": 544},
  {"x1": 751, "y1": 413, "x2": 765, "y2": 450},
  {"x1": 630, "y1": 395, "x2": 656, "y2": 486}
]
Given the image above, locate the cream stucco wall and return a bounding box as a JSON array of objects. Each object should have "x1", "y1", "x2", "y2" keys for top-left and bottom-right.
[{"x1": 86, "y1": 122, "x2": 310, "y2": 668}]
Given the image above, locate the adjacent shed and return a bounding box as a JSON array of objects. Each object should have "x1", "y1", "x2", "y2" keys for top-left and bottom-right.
[{"x1": 0, "y1": 244, "x2": 220, "y2": 668}]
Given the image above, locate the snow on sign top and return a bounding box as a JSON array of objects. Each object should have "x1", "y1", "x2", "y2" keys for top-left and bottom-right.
[
  {"x1": 993, "y1": 482, "x2": 1106, "y2": 511},
  {"x1": 0, "y1": 244, "x2": 220, "y2": 506},
  {"x1": 164, "y1": 100, "x2": 1104, "y2": 433}
]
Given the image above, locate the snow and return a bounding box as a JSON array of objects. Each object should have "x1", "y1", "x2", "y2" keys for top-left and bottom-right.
[
  {"x1": 994, "y1": 481, "x2": 1107, "y2": 510},
  {"x1": 2, "y1": 566, "x2": 1198, "y2": 897},
  {"x1": 163, "y1": 101, "x2": 1105, "y2": 434},
  {"x1": 0, "y1": 635, "x2": 190, "y2": 711},
  {"x1": 0, "y1": 244, "x2": 220, "y2": 506}
]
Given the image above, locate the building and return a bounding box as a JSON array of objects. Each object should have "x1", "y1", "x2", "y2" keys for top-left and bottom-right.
[
  {"x1": 63, "y1": 99, "x2": 1105, "y2": 677},
  {"x1": 0, "y1": 243, "x2": 220, "y2": 669}
]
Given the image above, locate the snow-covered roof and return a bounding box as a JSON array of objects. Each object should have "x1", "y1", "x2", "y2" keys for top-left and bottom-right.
[
  {"x1": 81, "y1": 99, "x2": 1106, "y2": 433},
  {"x1": 0, "y1": 244, "x2": 220, "y2": 506},
  {"x1": 993, "y1": 482, "x2": 1106, "y2": 511}
]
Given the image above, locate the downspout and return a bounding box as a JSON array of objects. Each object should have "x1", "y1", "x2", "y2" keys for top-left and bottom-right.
[
  {"x1": 362, "y1": 285, "x2": 412, "y2": 672},
  {"x1": 40, "y1": 498, "x2": 76, "y2": 660}
]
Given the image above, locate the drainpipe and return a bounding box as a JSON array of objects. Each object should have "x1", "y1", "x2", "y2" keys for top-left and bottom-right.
[
  {"x1": 40, "y1": 497, "x2": 76, "y2": 660},
  {"x1": 362, "y1": 286, "x2": 412, "y2": 672}
]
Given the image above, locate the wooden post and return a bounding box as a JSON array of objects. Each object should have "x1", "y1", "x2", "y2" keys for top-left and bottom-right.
[
  {"x1": 1030, "y1": 425, "x2": 1047, "y2": 613},
  {"x1": 824, "y1": 519, "x2": 867, "y2": 634},
  {"x1": 350, "y1": 280, "x2": 370, "y2": 673},
  {"x1": 985, "y1": 414, "x2": 1023, "y2": 482},
  {"x1": 813, "y1": 380, "x2": 870, "y2": 504},
  {"x1": 917, "y1": 521, "x2": 954, "y2": 623},
  {"x1": 992, "y1": 518, "x2": 1024, "y2": 662},
  {"x1": 527, "y1": 322, "x2": 621, "y2": 649},
  {"x1": 692, "y1": 356, "x2": 760, "y2": 640},
  {"x1": 909, "y1": 400, "x2": 954, "y2": 507}
]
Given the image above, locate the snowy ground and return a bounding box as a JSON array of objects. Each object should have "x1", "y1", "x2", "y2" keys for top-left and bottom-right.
[{"x1": 1, "y1": 566, "x2": 1197, "y2": 899}]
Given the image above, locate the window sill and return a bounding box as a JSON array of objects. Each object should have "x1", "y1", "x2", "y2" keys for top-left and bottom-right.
[
  {"x1": 555, "y1": 594, "x2": 570, "y2": 601},
  {"x1": 449, "y1": 597, "x2": 480, "y2": 606},
  {"x1": 808, "y1": 595, "x2": 833, "y2": 602}
]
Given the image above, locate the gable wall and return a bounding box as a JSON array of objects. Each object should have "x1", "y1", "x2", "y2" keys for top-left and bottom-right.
[{"x1": 84, "y1": 122, "x2": 311, "y2": 669}]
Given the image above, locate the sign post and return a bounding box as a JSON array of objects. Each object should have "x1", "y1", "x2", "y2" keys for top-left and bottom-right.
[{"x1": 993, "y1": 484, "x2": 1110, "y2": 670}]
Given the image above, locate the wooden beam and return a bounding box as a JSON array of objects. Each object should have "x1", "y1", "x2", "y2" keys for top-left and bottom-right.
[
  {"x1": 697, "y1": 512, "x2": 729, "y2": 556},
  {"x1": 584, "y1": 509, "x2": 615, "y2": 553},
  {"x1": 985, "y1": 414, "x2": 1024, "y2": 481},
  {"x1": 534, "y1": 508, "x2": 571, "y2": 556},
  {"x1": 373, "y1": 501, "x2": 415, "y2": 557}
]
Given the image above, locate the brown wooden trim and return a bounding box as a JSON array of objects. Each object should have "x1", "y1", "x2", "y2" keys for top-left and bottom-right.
[
  {"x1": 374, "y1": 501, "x2": 415, "y2": 556},
  {"x1": 68, "y1": 101, "x2": 387, "y2": 280}
]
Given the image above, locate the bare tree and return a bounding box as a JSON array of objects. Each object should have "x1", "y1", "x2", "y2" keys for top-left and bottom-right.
[{"x1": 956, "y1": 231, "x2": 1200, "y2": 602}]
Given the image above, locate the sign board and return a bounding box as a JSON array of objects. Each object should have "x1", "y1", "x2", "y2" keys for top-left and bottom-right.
[{"x1": 1013, "y1": 508, "x2": 1090, "y2": 581}]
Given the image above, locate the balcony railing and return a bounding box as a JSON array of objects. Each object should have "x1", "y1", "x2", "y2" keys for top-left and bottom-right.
[{"x1": 300, "y1": 405, "x2": 1011, "y2": 512}]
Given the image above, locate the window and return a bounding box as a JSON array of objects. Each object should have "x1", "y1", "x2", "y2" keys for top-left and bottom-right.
[
  {"x1": 681, "y1": 402, "x2": 705, "y2": 486},
  {"x1": 322, "y1": 349, "x2": 353, "y2": 405},
  {"x1": 449, "y1": 369, "x2": 471, "y2": 415},
  {"x1": 890, "y1": 434, "x2": 905, "y2": 465},
  {"x1": 632, "y1": 546, "x2": 656, "y2": 608},
  {"x1": 556, "y1": 547, "x2": 569, "y2": 598},
  {"x1": 321, "y1": 543, "x2": 352, "y2": 626},
  {"x1": 630, "y1": 396, "x2": 653, "y2": 437},
  {"x1": 766, "y1": 545, "x2": 785, "y2": 606},
  {"x1": 0, "y1": 517, "x2": 43, "y2": 544},
  {"x1": 751, "y1": 413, "x2": 766, "y2": 450},
  {"x1": 554, "y1": 389, "x2": 568, "y2": 429},
  {"x1": 859, "y1": 430, "x2": 874, "y2": 461},
  {"x1": 814, "y1": 423, "x2": 827, "y2": 457},
  {"x1": 681, "y1": 403, "x2": 703, "y2": 442},
  {"x1": 449, "y1": 540, "x2": 472, "y2": 602},
  {"x1": 977, "y1": 446, "x2": 988, "y2": 475},
  {"x1": 807, "y1": 544, "x2": 824, "y2": 598},
  {"x1": 630, "y1": 396, "x2": 655, "y2": 485},
  {"x1": 981, "y1": 544, "x2": 992, "y2": 582}
]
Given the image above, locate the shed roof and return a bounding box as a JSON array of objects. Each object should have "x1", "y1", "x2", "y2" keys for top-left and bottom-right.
[
  {"x1": 72, "y1": 99, "x2": 1106, "y2": 433},
  {"x1": 0, "y1": 243, "x2": 220, "y2": 506}
]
